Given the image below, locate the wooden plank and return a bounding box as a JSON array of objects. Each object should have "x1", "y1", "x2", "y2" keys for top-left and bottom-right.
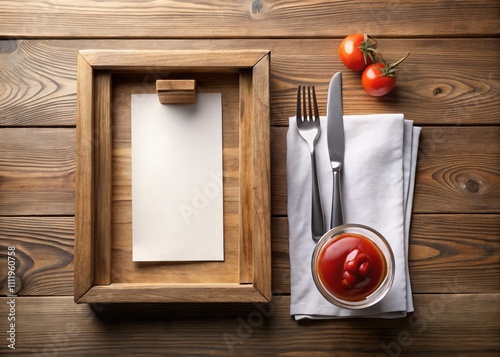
[
  {"x1": 271, "y1": 126, "x2": 500, "y2": 216},
  {"x1": 0, "y1": 39, "x2": 77, "y2": 126},
  {"x1": 413, "y1": 126, "x2": 500, "y2": 213},
  {"x1": 272, "y1": 215, "x2": 500, "y2": 294},
  {"x1": 239, "y1": 70, "x2": 254, "y2": 284},
  {"x1": 78, "y1": 283, "x2": 269, "y2": 304},
  {"x1": 250, "y1": 53, "x2": 272, "y2": 300},
  {"x1": 408, "y1": 214, "x2": 500, "y2": 293},
  {"x1": 1, "y1": 39, "x2": 498, "y2": 126},
  {"x1": 0, "y1": 217, "x2": 74, "y2": 296},
  {"x1": 74, "y1": 53, "x2": 94, "y2": 300},
  {"x1": 0, "y1": 1, "x2": 498, "y2": 38},
  {"x1": 81, "y1": 49, "x2": 271, "y2": 70},
  {"x1": 93, "y1": 71, "x2": 112, "y2": 285},
  {"x1": 1, "y1": 294, "x2": 498, "y2": 355},
  {"x1": 0, "y1": 128, "x2": 75, "y2": 215},
  {"x1": 271, "y1": 126, "x2": 288, "y2": 217},
  {"x1": 3, "y1": 215, "x2": 497, "y2": 297}
]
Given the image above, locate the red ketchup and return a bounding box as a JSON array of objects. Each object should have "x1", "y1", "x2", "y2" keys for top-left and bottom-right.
[{"x1": 316, "y1": 233, "x2": 387, "y2": 302}]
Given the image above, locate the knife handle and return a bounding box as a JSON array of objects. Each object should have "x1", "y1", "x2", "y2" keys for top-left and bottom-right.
[
  {"x1": 331, "y1": 169, "x2": 344, "y2": 229},
  {"x1": 311, "y1": 151, "x2": 325, "y2": 242}
]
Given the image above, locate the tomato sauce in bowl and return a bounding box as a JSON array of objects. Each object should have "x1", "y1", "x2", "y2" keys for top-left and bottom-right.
[
  {"x1": 317, "y1": 233, "x2": 386, "y2": 301},
  {"x1": 312, "y1": 224, "x2": 394, "y2": 309}
]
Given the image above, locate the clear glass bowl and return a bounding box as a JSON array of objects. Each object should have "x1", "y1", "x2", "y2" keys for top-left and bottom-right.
[{"x1": 311, "y1": 224, "x2": 395, "y2": 309}]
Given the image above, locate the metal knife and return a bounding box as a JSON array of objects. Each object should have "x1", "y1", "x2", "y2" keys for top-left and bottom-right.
[{"x1": 326, "y1": 72, "x2": 345, "y2": 229}]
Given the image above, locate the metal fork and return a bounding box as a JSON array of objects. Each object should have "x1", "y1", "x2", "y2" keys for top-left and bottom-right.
[{"x1": 296, "y1": 85, "x2": 325, "y2": 242}]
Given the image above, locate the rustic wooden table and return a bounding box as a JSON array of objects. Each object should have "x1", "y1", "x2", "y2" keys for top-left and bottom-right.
[{"x1": 1, "y1": 1, "x2": 499, "y2": 355}]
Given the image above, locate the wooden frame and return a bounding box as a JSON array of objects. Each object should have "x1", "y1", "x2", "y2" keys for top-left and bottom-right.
[{"x1": 75, "y1": 50, "x2": 271, "y2": 303}]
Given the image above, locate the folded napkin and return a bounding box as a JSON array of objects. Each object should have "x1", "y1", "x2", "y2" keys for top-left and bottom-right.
[{"x1": 287, "y1": 114, "x2": 421, "y2": 319}]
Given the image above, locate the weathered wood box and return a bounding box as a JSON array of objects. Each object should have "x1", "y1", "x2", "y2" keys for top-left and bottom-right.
[{"x1": 74, "y1": 49, "x2": 271, "y2": 303}]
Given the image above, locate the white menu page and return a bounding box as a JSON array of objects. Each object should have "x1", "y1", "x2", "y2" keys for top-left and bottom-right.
[{"x1": 131, "y1": 93, "x2": 224, "y2": 261}]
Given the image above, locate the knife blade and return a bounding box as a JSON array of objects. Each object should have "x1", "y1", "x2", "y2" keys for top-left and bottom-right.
[{"x1": 326, "y1": 72, "x2": 345, "y2": 229}]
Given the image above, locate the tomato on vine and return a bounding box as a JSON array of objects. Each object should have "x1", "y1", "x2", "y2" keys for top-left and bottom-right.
[
  {"x1": 361, "y1": 53, "x2": 410, "y2": 97},
  {"x1": 338, "y1": 34, "x2": 378, "y2": 71}
]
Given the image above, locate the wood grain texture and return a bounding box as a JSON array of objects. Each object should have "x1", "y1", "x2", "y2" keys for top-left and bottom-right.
[
  {"x1": 0, "y1": 217, "x2": 74, "y2": 296},
  {"x1": 1, "y1": 39, "x2": 498, "y2": 126},
  {"x1": 239, "y1": 70, "x2": 254, "y2": 284},
  {"x1": 0, "y1": 128, "x2": 75, "y2": 215},
  {"x1": 93, "y1": 71, "x2": 112, "y2": 285},
  {"x1": 249, "y1": 53, "x2": 272, "y2": 300},
  {"x1": 74, "y1": 53, "x2": 94, "y2": 300},
  {"x1": 79, "y1": 283, "x2": 269, "y2": 304},
  {"x1": 0, "y1": 0, "x2": 498, "y2": 38},
  {"x1": 81, "y1": 49, "x2": 271, "y2": 70},
  {"x1": 271, "y1": 126, "x2": 500, "y2": 216},
  {"x1": 1, "y1": 294, "x2": 498, "y2": 355},
  {"x1": 271, "y1": 215, "x2": 500, "y2": 294},
  {"x1": 2, "y1": 215, "x2": 497, "y2": 297},
  {"x1": 156, "y1": 79, "x2": 197, "y2": 104},
  {"x1": 0, "y1": 40, "x2": 77, "y2": 126},
  {"x1": 408, "y1": 214, "x2": 500, "y2": 293},
  {"x1": 413, "y1": 126, "x2": 500, "y2": 213}
]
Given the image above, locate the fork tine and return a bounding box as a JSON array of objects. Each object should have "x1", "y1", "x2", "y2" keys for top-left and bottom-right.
[
  {"x1": 307, "y1": 86, "x2": 313, "y2": 121},
  {"x1": 297, "y1": 85, "x2": 320, "y2": 123},
  {"x1": 296, "y1": 86, "x2": 301, "y2": 121},
  {"x1": 301, "y1": 86, "x2": 306, "y2": 120},
  {"x1": 312, "y1": 85, "x2": 320, "y2": 120}
]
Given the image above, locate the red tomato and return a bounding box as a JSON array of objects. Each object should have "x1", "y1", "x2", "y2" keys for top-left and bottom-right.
[
  {"x1": 361, "y1": 53, "x2": 410, "y2": 97},
  {"x1": 338, "y1": 34, "x2": 377, "y2": 71},
  {"x1": 361, "y1": 63, "x2": 396, "y2": 96}
]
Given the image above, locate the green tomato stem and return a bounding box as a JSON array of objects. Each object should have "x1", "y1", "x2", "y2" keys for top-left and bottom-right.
[
  {"x1": 359, "y1": 34, "x2": 378, "y2": 65},
  {"x1": 389, "y1": 52, "x2": 410, "y2": 68},
  {"x1": 377, "y1": 52, "x2": 410, "y2": 77}
]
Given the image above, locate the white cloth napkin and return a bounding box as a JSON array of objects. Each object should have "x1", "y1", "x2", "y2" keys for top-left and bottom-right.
[{"x1": 287, "y1": 114, "x2": 421, "y2": 319}]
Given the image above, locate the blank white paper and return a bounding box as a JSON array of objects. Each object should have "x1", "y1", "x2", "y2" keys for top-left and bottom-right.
[{"x1": 131, "y1": 93, "x2": 224, "y2": 261}]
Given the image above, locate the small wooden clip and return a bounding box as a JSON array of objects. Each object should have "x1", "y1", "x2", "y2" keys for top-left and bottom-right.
[{"x1": 156, "y1": 79, "x2": 197, "y2": 104}]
